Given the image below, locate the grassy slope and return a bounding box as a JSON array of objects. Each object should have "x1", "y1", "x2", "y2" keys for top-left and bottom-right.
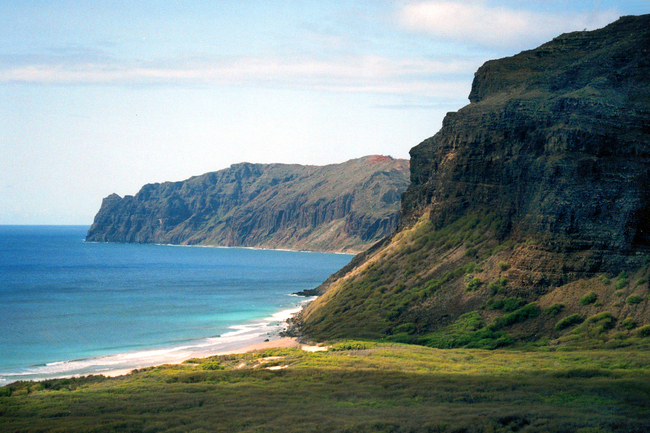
[
  {"x1": 299, "y1": 211, "x2": 650, "y2": 350},
  {"x1": 2, "y1": 343, "x2": 650, "y2": 432}
]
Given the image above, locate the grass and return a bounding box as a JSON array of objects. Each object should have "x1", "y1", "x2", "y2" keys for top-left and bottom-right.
[
  {"x1": 580, "y1": 291, "x2": 598, "y2": 305},
  {"x1": 2, "y1": 343, "x2": 650, "y2": 432}
]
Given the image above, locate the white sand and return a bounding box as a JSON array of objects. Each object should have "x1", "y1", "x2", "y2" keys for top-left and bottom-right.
[{"x1": 102, "y1": 337, "x2": 329, "y2": 378}]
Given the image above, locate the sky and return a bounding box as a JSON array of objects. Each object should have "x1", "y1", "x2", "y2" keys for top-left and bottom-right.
[{"x1": 1, "y1": 1, "x2": 648, "y2": 225}]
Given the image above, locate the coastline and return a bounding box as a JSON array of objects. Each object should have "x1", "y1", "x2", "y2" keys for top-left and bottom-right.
[
  {"x1": 0, "y1": 300, "x2": 318, "y2": 386},
  {"x1": 101, "y1": 336, "x2": 329, "y2": 378}
]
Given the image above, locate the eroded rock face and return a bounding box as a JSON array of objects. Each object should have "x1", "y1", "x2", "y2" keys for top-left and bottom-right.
[
  {"x1": 402, "y1": 15, "x2": 650, "y2": 255},
  {"x1": 296, "y1": 16, "x2": 650, "y2": 345},
  {"x1": 86, "y1": 156, "x2": 409, "y2": 253}
]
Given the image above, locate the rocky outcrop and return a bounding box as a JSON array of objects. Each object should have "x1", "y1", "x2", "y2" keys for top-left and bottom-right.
[
  {"x1": 86, "y1": 156, "x2": 409, "y2": 253},
  {"x1": 299, "y1": 16, "x2": 650, "y2": 346},
  {"x1": 401, "y1": 14, "x2": 650, "y2": 271}
]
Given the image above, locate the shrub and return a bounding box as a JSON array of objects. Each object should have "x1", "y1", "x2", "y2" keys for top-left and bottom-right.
[
  {"x1": 489, "y1": 303, "x2": 540, "y2": 331},
  {"x1": 584, "y1": 312, "x2": 615, "y2": 333},
  {"x1": 626, "y1": 295, "x2": 644, "y2": 305},
  {"x1": 555, "y1": 314, "x2": 583, "y2": 331},
  {"x1": 546, "y1": 303, "x2": 565, "y2": 318},
  {"x1": 635, "y1": 278, "x2": 647, "y2": 286},
  {"x1": 597, "y1": 274, "x2": 611, "y2": 285},
  {"x1": 330, "y1": 341, "x2": 378, "y2": 351},
  {"x1": 201, "y1": 362, "x2": 224, "y2": 371},
  {"x1": 503, "y1": 297, "x2": 526, "y2": 312},
  {"x1": 579, "y1": 292, "x2": 597, "y2": 305},
  {"x1": 635, "y1": 325, "x2": 650, "y2": 338},
  {"x1": 622, "y1": 317, "x2": 636, "y2": 330},
  {"x1": 487, "y1": 298, "x2": 504, "y2": 310},
  {"x1": 614, "y1": 278, "x2": 628, "y2": 291},
  {"x1": 487, "y1": 297, "x2": 525, "y2": 312},
  {"x1": 466, "y1": 277, "x2": 482, "y2": 292},
  {"x1": 497, "y1": 261, "x2": 510, "y2": 271},
  {"x1": 487, "y1": 277, "x2": 508, "y2": 295}
]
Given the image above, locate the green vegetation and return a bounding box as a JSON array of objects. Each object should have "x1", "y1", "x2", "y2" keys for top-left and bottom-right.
[
  {"x1": 626, "y1": 295, "x2": 644, "y2": 305},
  {"x1": 2, "y1": 343, "x2": 650, "y2": 432},
  {"x1": 623, "y1": 317, "x2": 637, "y2": 330},
  {"x1": 579, "y1": 291, "x2": 598, "y2": 305},
  {"x1": 465, "y1": 277, "x2": 482, "y2": 291},
  {"x1": 487, "y1": 277, "x2": 508, "y2": 295},
  {"x1": 636, "y1": 325, "x2": 650, "y2": 338},
  {"x1": 597, "y1": 274, "x2": 611, "y2": 285},
  {"x1": 417, "y1": 312, "x2": 513, "y2": 349},
  {"x1": 555, "y1": 314, "x2": 584, "y2": 331},
  {"x1": 302, "y1": 211, "x2": 502, "y2": 341},
  {"x1": 489, "y1": 303, "x2": 540, "y2": 331},
  {"x1": 546, "y1": 303, "x2": 565, "y2": 318}
]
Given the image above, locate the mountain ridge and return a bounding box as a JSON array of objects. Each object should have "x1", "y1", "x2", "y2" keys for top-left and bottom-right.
[
  {"x1": 86, "y1": 155, "x2": 409, "y2": 253},
  {"x1": 297, "y1": 15, "x2": 650, "y2": 349}
]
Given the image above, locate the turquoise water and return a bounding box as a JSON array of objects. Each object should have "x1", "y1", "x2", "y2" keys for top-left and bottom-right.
[{"x1": 0, "y1": 226, "x2": 351, "y2": 385}]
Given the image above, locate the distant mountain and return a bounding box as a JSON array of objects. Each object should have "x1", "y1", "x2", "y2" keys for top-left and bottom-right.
[
  {"x1": 297, "y1": 16, "x2": 650, "y2": 349},
  {"x1": 86, "y1": 156, "x2": 410, "y2": 253}
]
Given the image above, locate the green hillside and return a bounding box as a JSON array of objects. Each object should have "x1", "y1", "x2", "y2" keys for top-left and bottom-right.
[
  {"x1": 298, "y1": 16, "x2": 650, "y2": 349},
  {"x1": 87, "y1": 155, "x2": 409, "y2": 253}
]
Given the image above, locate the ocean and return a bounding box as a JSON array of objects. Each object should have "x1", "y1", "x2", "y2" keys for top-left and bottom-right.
[{"x1": 0, "y1": 225, "x2": 352, "y2": 386}]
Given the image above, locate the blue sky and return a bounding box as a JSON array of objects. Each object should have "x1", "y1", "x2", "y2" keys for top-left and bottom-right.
[{"x1": 1, "y1": 1, "x2": 648, "y2": 224}]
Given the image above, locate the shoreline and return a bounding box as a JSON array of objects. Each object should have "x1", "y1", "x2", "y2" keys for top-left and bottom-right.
[
  {"x1": 0, "y1": 301, "x2": 318, "y2": 387},
  {"x1": 102, "y1": 337, "x2": 329, "y2": 378}
]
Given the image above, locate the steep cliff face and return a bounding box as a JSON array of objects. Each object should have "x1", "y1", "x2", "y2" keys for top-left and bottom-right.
[
  {"x1": 403, "y1": 15, "x2": 650, "y2": 251},
  {"x1": 86, "y1": 156, "x2": 409, "y2": 253},
  {"x1": 299, "y1": 16, "x2": 650, "y2": 348}
]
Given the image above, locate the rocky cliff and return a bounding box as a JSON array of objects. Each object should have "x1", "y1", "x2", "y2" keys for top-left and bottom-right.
[
  {"x1": 86, "y1": 156, "x2": 409, "y2": 253},
  {"x1": 298, "y1": 15, "x2": 650, "y2": 349}
]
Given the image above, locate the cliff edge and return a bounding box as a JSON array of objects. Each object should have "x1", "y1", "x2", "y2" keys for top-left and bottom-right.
[
  {"x1": 86, "y1": 156, "x2": 409, "y2": 253},
  {"x1": 299, "y1": 16, "x2": 650, "y2": 349}
]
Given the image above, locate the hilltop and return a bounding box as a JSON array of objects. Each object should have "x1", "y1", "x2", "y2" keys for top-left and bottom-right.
[
  {"x1": 86, "y1": 156, "x2": 409, "y2": 253},
  {"x1": 298, "y1": 15, "x2": 650, "y2": 349}
]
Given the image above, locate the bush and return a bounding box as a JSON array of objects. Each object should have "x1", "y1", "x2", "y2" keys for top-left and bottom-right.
[
  {"x1": 635, "y1": 325, "x2": 650, "y2": 338},
  {"x1": 487, "y1": 297, "x2": 525, "y2": 312},
  {"x1": 466, "y1": 277, "x2": 482, "y2": 292},
  {"x1": 487, "y1": 277, "x2": 507, "y2": 295},
  {"x1": 597, "y1": 274, "x2": 611, "y2": 285},
  {"x1": 635, "y1": 278, "x2": 647, "y2": 286},
  {"x1": 555, "y1": 314, "x2": 583, "y2": 331},
  {"x1": 503, "y1": 297, "x2": 526, "y2": 312},
  {"x1": 579, "y1": 292, "x2": 597, "y2": 305},
  {"x1": 614, "y1": 278, "x2": 628, "y2": 291},
  {"x1": 330, "y1": 341, "x2": 378, "y2": 351},
  {"x1": 622, "y1": 317, "x2": 636, "y2": 330},
  {"x1": 201, "y1": 362, "x2": 224, "y2": 371},
  {"x1": 584, "y1": 312, "x2": 615, "y2": 333},
  {"x1": 487, "y1": 298, "x2": 504, "y2": 310},
  {"x1": 497, "y1": 261, "x2": 510, "y2": 271},
  {"x1": 546, "y1": 303, "x2": 565, "y2": 318},
  {"x1": 626, "y1": 295, "x2": 644, "y2": 305},
  {"x1": 489, "y1": 303, "x2": 540, "y2": 331}
]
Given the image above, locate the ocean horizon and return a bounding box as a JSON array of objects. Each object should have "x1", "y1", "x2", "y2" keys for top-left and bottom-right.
[{"x1": 0, "y1": 225, "x2": 352, "y2": 386}]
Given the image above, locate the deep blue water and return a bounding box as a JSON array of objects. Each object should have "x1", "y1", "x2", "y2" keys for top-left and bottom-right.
[{"x1": 0, "y1": 226, "x2": 352, "y2": 385}]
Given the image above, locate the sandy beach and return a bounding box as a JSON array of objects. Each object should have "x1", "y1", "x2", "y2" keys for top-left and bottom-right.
[{"x1": 102, "y1": 337, "x2": 328, "y2": 378}]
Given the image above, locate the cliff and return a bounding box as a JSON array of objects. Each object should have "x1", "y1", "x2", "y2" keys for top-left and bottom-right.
[
  {"x1": 86, "y1": 156, "x2": 409, "y2": 253},
  {"x1": 298, "y1": 15, "x2": 650, "y2": 349}
]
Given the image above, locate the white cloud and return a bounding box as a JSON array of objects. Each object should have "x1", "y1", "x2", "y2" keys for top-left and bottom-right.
[
  {"x1": 398, "y1": 1, "x2": 619, "y2": 48},
  {"x1": 0, "y1": 54, "x2": 478, "y2": 100}
]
